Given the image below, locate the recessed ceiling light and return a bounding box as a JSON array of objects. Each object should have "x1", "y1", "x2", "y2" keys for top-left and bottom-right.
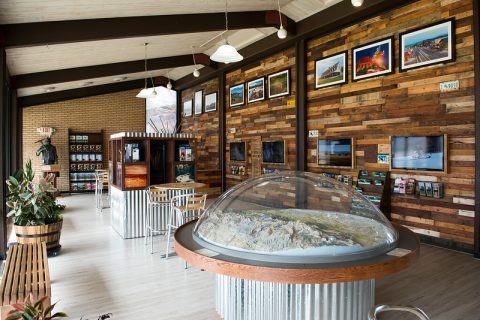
[
  {"x1": 113, "y1": 76, "x2": 128, "y2": 82},
  {"x1": 44, "y1": 87, "x2": 55, "y2": 93}
]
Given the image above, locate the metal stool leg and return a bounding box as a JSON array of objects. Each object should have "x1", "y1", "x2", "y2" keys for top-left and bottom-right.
[
  {"x1": 144, "y1": 203, "x2": 149, "y2": 245},
  {"x1": 150, "y1": 203, "x2": 154, "y2": 254}
]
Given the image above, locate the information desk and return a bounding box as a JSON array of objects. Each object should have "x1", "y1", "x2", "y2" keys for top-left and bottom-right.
[
  {"x1": 175, "y1": 221, "x2": 420, "y2": 320},
  {"x1": 111, "y1": 182, "x2": 206, "y2": 239}
]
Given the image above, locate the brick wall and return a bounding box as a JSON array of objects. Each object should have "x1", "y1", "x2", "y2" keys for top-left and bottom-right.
[{"x1": 22, "y1": 89, "x2": 145, "y2": 192}]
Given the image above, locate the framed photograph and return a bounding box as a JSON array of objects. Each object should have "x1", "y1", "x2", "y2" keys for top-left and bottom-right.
[
  {"x1": 229, "y1": 142, "x2": 246, "y2": 162},
  {"x1": 204, "y1": 92, "x2": 217, "y2": 113},
  {"x1": 229, "y1": 83, "x2": 245, "y2": 108},
  {"x1": 390, "y1": 135, "x2": 447, "y2": 172},
  {"x1": 268, "y1": 69, "x2": 290, "y2": 98},
  {"x1": 262, "y1": 141, "x2": 286, "y2": 164},
  {"x1": 183, "y1": 100, "x2": 192, "y2": 117},
  {"x1": 247, "y1": 77, "x2": 265, "y2": 103},
  {"x1": 352, "y1": 37, "x2": 394, "y2": 81},
  {"x1": 317, "y1": 138, "x2": 355, "y2": 169},
  {"x1": 175, "y1": 164, "x2": 195, "y2": 183},
  {"x1": 315, "y1": 52, "x2": 348, "y2": 89},
  {"x1": 194, "y1": 90, "x2": 203, "y2": 115},
  {"x1": 377, "y1": 154, "x2": 390, "y2": 164},
  {"x1": 400, "y1": 18, "x2": 455, "y2": 72}
]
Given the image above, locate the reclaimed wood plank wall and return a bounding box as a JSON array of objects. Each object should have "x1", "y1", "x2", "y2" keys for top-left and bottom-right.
[
  {"x1": 225, "y1": 48, "x2": 297, "y2": 189},
  {"x1": 181, "y1": 78, "x2": 221, "y2": 197},
  {"x1": 306, "y1": 0, "x2": 475, "y2": 250}
]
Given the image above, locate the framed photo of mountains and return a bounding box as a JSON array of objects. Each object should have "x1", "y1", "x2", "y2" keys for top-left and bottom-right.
[
  {"x1": 399, "y1": 18, "x2": 455, "y2": 72},
  {"x1": 352, "y1": 37, "x2": 394, "y2": 81}
]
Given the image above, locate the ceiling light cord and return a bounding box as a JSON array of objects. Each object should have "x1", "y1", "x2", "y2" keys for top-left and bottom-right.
[
  {"x1": 276, "y1": 0, "x2": 287, "y2": 39},
  {"x1": 277, "y1": 0, "x2": 283, "y2": 29},
  {"x1": 143, "y1": 43, "x2": 148, "y2": 89}
]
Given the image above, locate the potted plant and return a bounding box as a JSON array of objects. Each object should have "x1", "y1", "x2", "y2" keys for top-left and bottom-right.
[
  {"x1": 5, "y1": 295, "x2": 67, "y2": 320},
  {"x1": 6, "y1": 159, "x2": 64, "y2": 253}
]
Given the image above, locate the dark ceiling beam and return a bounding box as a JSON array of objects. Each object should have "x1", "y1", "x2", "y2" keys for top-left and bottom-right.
[
  {"x1": 175, "y1": 0, "x2": 418, "y2": 90},
  {"x1": 12, "y1": 53, "x2": 211, "y2": 89},
  {"x1": 17, "y1": 76, "x2": 172, "y2": 107},
  {"x1": 1, "y1": 11, "x2": 295, "y2": 47}
]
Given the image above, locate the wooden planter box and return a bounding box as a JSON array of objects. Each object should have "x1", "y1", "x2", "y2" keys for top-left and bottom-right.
[{"x1": 14, "y1": 220, "x2": 63, "y2": 253}]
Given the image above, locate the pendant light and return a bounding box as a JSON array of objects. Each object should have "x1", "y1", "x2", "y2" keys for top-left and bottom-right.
[
  {"x1": 210, "y1": 0, "x2": 243, "y2": 64},
  {"x1": 351, "y1": 0, "x2": 364, "y2": 7},
  {"x1": 191, "y1": 46, "x2": 200, "y2": 77},
  {"x1": 136, "y1": 43, "x2": 158, "y2": 99},
  {"x1": 276, "y1": 0, "x2": 287, "y2": 39},
  {"x1": 166, "y1": 70, "x2": 173, "y2": 90}
]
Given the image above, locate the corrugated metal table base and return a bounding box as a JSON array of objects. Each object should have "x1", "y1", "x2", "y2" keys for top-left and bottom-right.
[
  {"x1": 110, "y1": 186, "x2": 191, "y2": 239},
  {"x1": 215, "y1": 275, "x2": 375, "y2": 320}
]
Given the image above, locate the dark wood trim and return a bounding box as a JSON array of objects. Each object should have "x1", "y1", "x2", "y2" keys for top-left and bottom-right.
[
  {"x1": 218, "y1": 72, "x2": 226, "y2": 192},
  {"x1": 176, "y1": 90, "x2": 182, "y2": 133},
  {"x1": 12, "y1": 54, "x2": 215, "y2": 89},
  {"x1": 1, "y1": 11, "x2": 295, "y2": 47},
  {"x1": 295, "y1": 39, "x2": 307, "y2": 172},
  {"x1": 176, "y1": 0, "x2": 417, "y2": 90},
  {"x1": 474, "y1": 0, "x2": 480, "y2": 259},
  {"x1": 0, "y1": 47, "x2": 8, "y2": 259}
]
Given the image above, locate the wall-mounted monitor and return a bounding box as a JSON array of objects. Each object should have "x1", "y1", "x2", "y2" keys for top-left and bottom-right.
[
  {"x1": 230, "y1": 142, "x2": 246, "y2": 162},
  {"x1": 391, "y1": 135, "x2": 446, "y2": 172},
  {"x1": 317, "y1": 138, "x2": 354, "y2": 168},
  {"x1": 262, "y1": 141, "x2": 285, "y2": 164}
]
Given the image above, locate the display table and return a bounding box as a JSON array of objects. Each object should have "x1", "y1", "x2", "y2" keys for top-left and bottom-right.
[
  {"x1": 175, "y1": 221, "x2": 420, "y2": 320},
  {"x1": 110, "y1": 182, "x2": 206, "y2": 239}
]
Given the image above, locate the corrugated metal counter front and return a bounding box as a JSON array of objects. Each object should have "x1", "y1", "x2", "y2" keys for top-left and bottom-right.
[{"x1": 110, "y1": 185, "x2": 192, "y2": 239}]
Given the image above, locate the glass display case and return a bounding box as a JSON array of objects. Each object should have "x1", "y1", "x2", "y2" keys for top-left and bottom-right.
[{"x1": 193, "y1": 171, "x2": 398, "y2": 263}]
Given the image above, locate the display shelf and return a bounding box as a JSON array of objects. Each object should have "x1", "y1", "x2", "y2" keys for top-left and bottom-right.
[
  {"x1": 355, "y1": 170, "x2": 391, "y2": 218},
  {"x1": 68, "y1": 129, "x2": 104, "y2": 193}
]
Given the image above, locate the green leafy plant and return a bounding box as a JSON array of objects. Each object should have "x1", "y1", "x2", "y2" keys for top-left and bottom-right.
[
  {"x1": 5, "y1": 295, "x2": 67, "y2": 320},
  {"x1": 6, "y1": 159, "x2": 64, "y2": 226}
]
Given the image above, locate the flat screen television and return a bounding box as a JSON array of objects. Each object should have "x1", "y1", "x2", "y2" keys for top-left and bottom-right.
[
  {"x1": 391, "y1": 135, "x2": 445, "y2": 171},
  {"x1": 230, "y1": 142, "x2": 246, "y2": 161},
  {"x1": 317, "y1": 138, "x2": 354, "y2": 168},
  {"x1": 262, "y1": 141, "x2": 285, "y2": 164}
]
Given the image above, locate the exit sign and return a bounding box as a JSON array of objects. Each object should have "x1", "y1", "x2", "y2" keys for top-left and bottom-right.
[{"x1": 439, "y1": 80, "x2": 460, "y2": 92}]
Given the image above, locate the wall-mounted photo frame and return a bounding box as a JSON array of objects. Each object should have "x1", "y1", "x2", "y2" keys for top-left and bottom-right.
[
  {"x1": 229, "y1": 83, "x2": 245, "y2": 108},
  {"x1": 317, "y1": 138, "x2": 355, "y2": 169},
  {"x1": 399, "y1": 18, "x2": 455, "y2": 72},
  {"x1": 194, "y1": 90, "x2": 203, "y2": 115},
  {"x1": 262, "y1": 140, "x2": 286, "y2": 164},
  {"x1": 315, "y1": 51, "x2": 348, "y2": 89},
  {"x1": 390, "y1": 134, "x2": 447, "y2": 172},
  {"x1": 183, "y1": 99, "x2": 192, "y2": 117},
  {"x1": 247, "y1": 77, "x2": 265, "y2": 103},
  {"x1": 352, "y1": 37, "x2": 394, "y2": 81},
  {"x1": 267, "y1": 69, "x2": 290, "y2": 98},
  {"x1": 229, "y1": 141, "x2": 247, "y2": 162},
  {"x1": 204, "y1": 92, "x2": 217, "y2": 113}
]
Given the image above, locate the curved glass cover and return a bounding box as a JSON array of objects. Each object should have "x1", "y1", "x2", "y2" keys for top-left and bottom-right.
[{"x1": 193, "y1": 171, "x2": 398, "y2": 264}]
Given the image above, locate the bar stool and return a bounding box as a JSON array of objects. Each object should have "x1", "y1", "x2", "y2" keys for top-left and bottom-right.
[
  {"x1": 369, "y1": 305, "x2": 430, "y2": 320},
  {"x1": 145, "y1": 186, "x2": 173, "y2": 254},
  {"x1": 95, "y1": 170, "x2": 109, "y2": 211},
  {"x1": 165, "y1": 193, "x2": 207, "y2": 260}
]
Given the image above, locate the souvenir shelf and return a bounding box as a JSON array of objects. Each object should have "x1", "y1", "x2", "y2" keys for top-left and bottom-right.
[
  {"x1": 109, "y1": 133, "x2": 196, "y2": 191},
  {"x1": 354, "y1": 170, "x2": 391, "y2": 218},
  {"x1": 68, "y1": 130, "x2": 104, "y2": 193}
]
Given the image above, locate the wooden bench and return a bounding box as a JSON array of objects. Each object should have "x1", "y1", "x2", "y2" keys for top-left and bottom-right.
[{"x1": 0, "y1": 243, "x2": 51, "y2": 319}]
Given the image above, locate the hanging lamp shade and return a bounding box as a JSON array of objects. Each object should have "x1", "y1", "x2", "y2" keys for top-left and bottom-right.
[
  {"x1": 210, "y1": 42, "x2": 243, "y2": 63},
  {"x1": 136, "y1": 87, "x2": 157, "y2": 98}
]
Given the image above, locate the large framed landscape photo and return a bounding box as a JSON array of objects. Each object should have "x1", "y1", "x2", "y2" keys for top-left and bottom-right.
[
  {"x1": 390, "y1": 135, "x2": 447, "y2": 172},
  {"x1": 183, "y1": 99, "x2": 192, "y2": 117},
  {"x1": 267, "y1": 69, "x2": 290, "y2": 98},
  {"x1": 352, "y1": 37, "x2": 394, "y2": 81},
  {"x1": 399, "y1": 18, "x2": 455, "y2": 72},
  {"x1": 317, "y1": 138, "x2": 355, "y2": 168},
  {"x1": 229, "y1": 83, "x2": 245, "y2": 108},
  {"x1": 247, "y1": 77, "x2": 265, "y2": 103},
  {"x1": 315, "y1": 52, "x2": 347, "y2": 89}
]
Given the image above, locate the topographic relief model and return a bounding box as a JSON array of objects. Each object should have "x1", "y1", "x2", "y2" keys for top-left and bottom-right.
[{"x1": 196, "y1": 209, "x2": 392, "y2": 256}]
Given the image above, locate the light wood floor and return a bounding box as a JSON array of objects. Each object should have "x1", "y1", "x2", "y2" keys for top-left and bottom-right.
[{"x1": 43, "y1": 194, "x2": 479, "y2": 319}]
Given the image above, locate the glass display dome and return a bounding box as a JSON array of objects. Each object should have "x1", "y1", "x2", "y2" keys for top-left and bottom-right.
[{"x1": 193, "y1": 171, "x2": 398, "y2": 264}]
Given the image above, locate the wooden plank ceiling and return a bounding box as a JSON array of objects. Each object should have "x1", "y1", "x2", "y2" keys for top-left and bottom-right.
[{"x1": 0, "y1": 0, "x2": 341, "y2": 99}]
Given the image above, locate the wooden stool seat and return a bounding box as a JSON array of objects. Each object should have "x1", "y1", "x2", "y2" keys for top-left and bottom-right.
[{"x1": 0, "y1": 243, "x2": 51, "y2": 318}]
